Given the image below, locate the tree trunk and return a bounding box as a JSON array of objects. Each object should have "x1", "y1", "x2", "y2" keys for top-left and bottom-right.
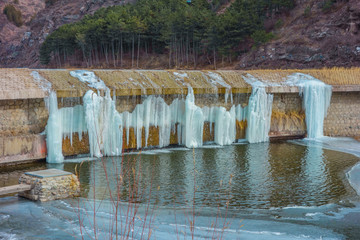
[
  {"x1": 120, "y1": 36, "x2": 123, "y2": 67},
  {"x1": 132, "y1": 34, "x2": 135, "y2": 68},
  {"x1": 137, "y1": 33, "x2": 140, "y2": 68},
  {"x1": 169, "y1": 38, "x2": 172, "y2": 68},
  {"x1": 213, "y1": 48, "x2": 216, "y2": 69},
  {"x1": 112, "y1": 40, "x2": 116, "y2": 67}
]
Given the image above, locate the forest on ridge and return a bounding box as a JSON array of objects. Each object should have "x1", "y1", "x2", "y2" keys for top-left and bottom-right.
[{"x1": 39, "y1": 0, "x2": 295, "y2": 68}]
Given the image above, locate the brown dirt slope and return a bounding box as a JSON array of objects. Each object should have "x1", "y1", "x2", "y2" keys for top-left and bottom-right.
[{"x1": 237, "y1": 0, "x2": 360, "y2": 69}]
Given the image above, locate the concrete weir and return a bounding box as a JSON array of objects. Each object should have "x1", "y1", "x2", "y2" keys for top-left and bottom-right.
[{"x1": 0, "y1": 68, "x2": 360, "y2": 164}]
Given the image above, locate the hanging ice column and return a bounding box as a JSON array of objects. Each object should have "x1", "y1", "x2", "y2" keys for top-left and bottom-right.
[
  {"x1": 287, "y1": 73, "x2": 332, "y2": 139},
  {"x1": 45, "y1": 91, "x2": 65, "y2": 163},
  {"x1": 182, "y1": 86, "x2": 205, "y2": 147},
  {"x1": 44, "y1": 93, "x2": 88, "y2": 163},
  {"x1": 71, "y1": 71, "x2": 123, "y2": 158},
  {"x1": 243, "y1": 75, "x2": 274, "y2": 143},
  {"x1": 31, "y1": 71, "x2": 65, "y2": 163},
  {"x1": 44, "y1": 69, "x2": 282, "y2": 162}
]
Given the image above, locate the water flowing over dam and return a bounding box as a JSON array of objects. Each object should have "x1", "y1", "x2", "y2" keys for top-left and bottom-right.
[{"x1": 1, "y1": 68, "x2": 359, "y2": 164}]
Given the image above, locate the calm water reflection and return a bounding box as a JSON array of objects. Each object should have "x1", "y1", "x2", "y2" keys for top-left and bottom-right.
[{"x1": 62, "y1": 142, "x2": 359, "y2": 210}]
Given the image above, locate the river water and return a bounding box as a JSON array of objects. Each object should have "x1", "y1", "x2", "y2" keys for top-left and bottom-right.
[{"x1": 1, "y1": 139, "x2": 360, "y2": 239}]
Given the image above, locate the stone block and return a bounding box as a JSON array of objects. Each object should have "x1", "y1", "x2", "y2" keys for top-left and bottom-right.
[{"x1": 18, "y1": 169, "x2": 80, "y2": 202}]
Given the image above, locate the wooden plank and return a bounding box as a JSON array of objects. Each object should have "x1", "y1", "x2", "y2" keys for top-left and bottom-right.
[{"x1": 0, "y1": 184, "x2": 32, "y2": 195}]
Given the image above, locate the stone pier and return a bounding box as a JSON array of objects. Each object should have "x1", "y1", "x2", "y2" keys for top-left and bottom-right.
[{"x1": 18, "y1": 169, "x2": 80, "y2": 202}]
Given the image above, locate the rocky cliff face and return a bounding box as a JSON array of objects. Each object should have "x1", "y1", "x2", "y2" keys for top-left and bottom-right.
[
  {"x1": 237, "y1": 0, "x2": 360, "y2": 69},
  {"x1": 0, "y1": 0, "x2": 132, "y2": 68}
]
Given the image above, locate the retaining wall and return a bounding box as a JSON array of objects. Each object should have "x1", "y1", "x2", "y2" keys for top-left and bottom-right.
[{"x1": 0, "y1": 69, "x2": 359, "y2": 164}]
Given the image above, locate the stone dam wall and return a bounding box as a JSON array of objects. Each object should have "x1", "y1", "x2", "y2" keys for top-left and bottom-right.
[{"x1": 0, "y1": 68, "x2": 359, "y2": 164}]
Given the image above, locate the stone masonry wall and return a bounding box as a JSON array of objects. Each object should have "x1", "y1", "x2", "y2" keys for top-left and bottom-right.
[
  {"x1": 0, "y1": 99, "x2": 48, "y2": 163},
  {"x1": 324, "y1": 92, "x2": 360, "y2": 137},
  {"x1": 0, "y1": 99, "x2": 48, "y2": 136}
]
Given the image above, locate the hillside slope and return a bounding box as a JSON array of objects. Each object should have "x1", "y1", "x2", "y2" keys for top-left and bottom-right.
[
  {"x1": 1, "y1": 0, "x2": 360, "y2": 69},
  {"x1": 0, "y1": 0, "x2": 133, "y2": 68},
  {"x1": 237, "y1": 0, "x2": 360, "y2": 69}
]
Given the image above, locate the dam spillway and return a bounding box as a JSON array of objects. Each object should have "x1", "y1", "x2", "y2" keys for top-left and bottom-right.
[{"x1": 0, "y1": 68, "x2": 360, "y2": 164}]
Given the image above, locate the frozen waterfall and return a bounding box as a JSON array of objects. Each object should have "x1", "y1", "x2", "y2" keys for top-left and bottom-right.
[
  {"x1": 45, "y1": 91, "x2": 65, "y2": 163},
  {"x1": 243, "y1": 75, "x2": 274, "y2": 143},
  {"x1": 42, "y1": 70, "x2": 277, "y2": 163},
  {"x1": 287, "y1": 73, "x2": 332, "y2": 139}
]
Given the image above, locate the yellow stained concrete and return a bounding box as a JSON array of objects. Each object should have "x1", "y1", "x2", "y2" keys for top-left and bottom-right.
[
  {"x1": 62, "y1": 133, "x2": 89, "y2": 156},
  {"x1": 62, "y1": 120, "x2": 249, "y2": 156}
]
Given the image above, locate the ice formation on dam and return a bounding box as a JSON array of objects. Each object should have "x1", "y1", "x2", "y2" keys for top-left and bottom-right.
[
  {"x1": 70, "y1": 70, "x2": 107, "y2": 90},
  {"x1": 31, "y1": 71, "x2": 71, "y2": 164},
  {"x1": 83, "y1": 90, "x2": 123, "y2": 157},
  {"x1": 31, "y1": 71, "x2": 52, "y2": 93},
  {"x1": 243, "y1": 75, "x2": 274, "y2": 143},
  {"x1": 46, "y1": 91, "x2": 65, "y2": 163},
  {"x1": 42, "y1": 70, "x2": 277, "y2": 163},
  {"x1": 46, "y1": 93, "x2": 87, "y2": 163},
  {"x1": 205, "y1": 72, "x2": 233, "y2": 104},
  {"x1": 287, "y1": 73, "x2": 332, "y2": 139}
]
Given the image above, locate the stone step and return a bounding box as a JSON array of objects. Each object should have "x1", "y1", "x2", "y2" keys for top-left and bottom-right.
[{"x1": 0, "y1": 184, "x2": 32, "y2": 195}]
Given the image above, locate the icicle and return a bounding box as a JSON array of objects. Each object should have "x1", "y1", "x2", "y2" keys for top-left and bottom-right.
[
  {"x1": 206, "y1": 72, "x2": 233, "y2": 104},
  {"x1": 243, "y1": 75, "x2": 274, "y2": 143},
  {"x1": 60, "y1": 105, "x2": 87, "y2": 146},
  {"x1": 246, "y1": 87, "x2": 273, "y2": 143},
  {"x1": 180, "y1": 86, "x2": 204, "y2": 148},
  {"x1": 71, "y1": 71, "x2": 123, "y2": 157},
  {"x1": 201, "y1": 105, "x2": 237, "y2": 145},
  {"x1": 235, "y1": 105, "x2": 247, "y2": 122},
  {"x1": 31, "y1": 71, "x2": 64, "y2": 163},
  {"x1": 46, "y1": 91, "x2": 64, "y2": 163},
  {"x1": 213, "y1": 106, "x2": 236, "y2": 145},
  {"x1": 83, "y1": 90, "x2": 123, "y2": 157},
  {"x1": 287, "y1": 73, "x2": 332, "y2": 139},
  {"x1": 44, "y1": 69, "x2": 256, "y2": 162}
]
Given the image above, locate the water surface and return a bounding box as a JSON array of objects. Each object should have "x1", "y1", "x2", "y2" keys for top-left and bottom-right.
[{"x1": 1, "y1": 140, "x2": 360, "y2": 239}]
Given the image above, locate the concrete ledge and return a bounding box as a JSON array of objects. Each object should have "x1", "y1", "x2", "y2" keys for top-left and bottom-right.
[
  {"x1": 332, "y1": 85, "x2": 360, "y2": 92},
  {"x1": 0, "y1": 184, "x2": 32, "y2": 195}
]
